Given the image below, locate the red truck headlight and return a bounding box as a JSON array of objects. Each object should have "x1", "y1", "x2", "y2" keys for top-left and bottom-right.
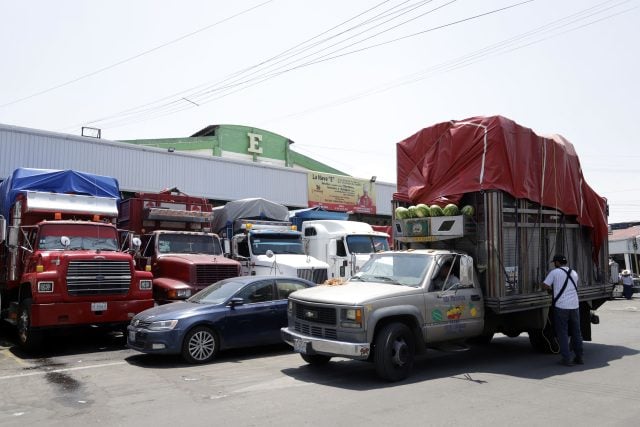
[
  {"x1": 37, "y1": 281, "x2": 54, "y2": 293},
  {"x1": 139, "y1": 280, "x2": 152, "y2": 291}
]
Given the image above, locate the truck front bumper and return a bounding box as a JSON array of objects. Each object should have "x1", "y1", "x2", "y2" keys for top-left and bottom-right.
[{"x1": 281, "y1": 327, "x2": 370, "y2": 360}]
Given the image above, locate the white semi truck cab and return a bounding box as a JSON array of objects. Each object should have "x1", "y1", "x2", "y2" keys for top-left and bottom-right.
[{"x1": 301, "y1": 220, "x2": 390, "y2": 280}]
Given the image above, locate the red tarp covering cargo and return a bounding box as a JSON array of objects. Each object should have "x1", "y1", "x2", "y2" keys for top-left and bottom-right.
[{"x1": 395, "y1": 115, "x2": 608, "y2": 258}]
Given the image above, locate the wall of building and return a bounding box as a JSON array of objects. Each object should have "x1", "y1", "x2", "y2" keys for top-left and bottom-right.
[{"x1": 0, "y1": 123, "x2": 395, "y2": 217}]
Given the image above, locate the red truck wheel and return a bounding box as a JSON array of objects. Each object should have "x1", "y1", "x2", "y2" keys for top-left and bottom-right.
[{"x1": 17, "y1": 299, "x2": 43, "y2": 351}]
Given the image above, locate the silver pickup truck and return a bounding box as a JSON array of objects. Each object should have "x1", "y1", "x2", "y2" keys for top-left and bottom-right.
[{"x1": 281, "y1": 249, "x2": 486, "y2": 381}]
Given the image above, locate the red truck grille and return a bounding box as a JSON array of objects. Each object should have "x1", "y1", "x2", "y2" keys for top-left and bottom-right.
[
  {"x1": 195, "y1": 264, "x2": 239, "y2": 286},
  {"x1": 66, "y1": 260, "x2": 132, "y2": 296}
]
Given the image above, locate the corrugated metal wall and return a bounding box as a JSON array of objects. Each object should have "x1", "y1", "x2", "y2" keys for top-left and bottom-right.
[{"x1": 0, "y1": 124, "x2": 395, "y2": 215}]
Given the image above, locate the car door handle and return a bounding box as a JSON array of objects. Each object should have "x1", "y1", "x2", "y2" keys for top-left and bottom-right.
[{"x1": 471, "y1": 295, "x2": 481, "y2": 301}]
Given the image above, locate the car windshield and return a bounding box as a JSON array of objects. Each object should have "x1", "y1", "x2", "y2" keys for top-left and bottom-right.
[
  {"x1": 188, "y1": 279, "x2": 247, "y2": 304},
  {"x1": 352, "y1": 253, "x2": 432, "y2": 287},
  {"x1": 249, "y1": 233, "x2": 303, "y2": 255},
  {"x1": 157, "y1": 233, "x2": 223, "y2": 255},
  {"x1": 38, "y1": 224, "x2": 118, "y2": 251}
]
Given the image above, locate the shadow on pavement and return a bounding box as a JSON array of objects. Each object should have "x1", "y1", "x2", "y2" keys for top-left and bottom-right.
[{"x1": 279, "y1": 335, "x2": 639, "y2": 390}]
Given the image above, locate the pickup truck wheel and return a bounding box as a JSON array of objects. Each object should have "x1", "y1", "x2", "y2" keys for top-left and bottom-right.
[
  {"x1": 374, "y1": 323, "x2": 415, "y2": 382},
  {"x1": 301, "y1": 354, "x2": 331, "y2": 366},
  {"x1": 17, "y1": 299, "x2": 43, "y2": 351},
  {"x1": 182, "y1": 326, "x2": 218, "y2": 364}
]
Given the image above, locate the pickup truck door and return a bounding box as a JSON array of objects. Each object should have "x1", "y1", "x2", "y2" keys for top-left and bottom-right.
[
  {"x1": 424, "y1": 255, "x2": 484, "y2": 343},
  {"x1": 424, "y1": 285, "x2": 484, "y2": 343}
]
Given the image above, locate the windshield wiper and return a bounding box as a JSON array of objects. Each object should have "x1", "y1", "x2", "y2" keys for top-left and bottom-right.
[{"x1": 373, "y1": 276, "x2": 403, "y2": 285}]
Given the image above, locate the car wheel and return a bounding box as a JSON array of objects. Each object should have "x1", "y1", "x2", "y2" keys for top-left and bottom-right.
[
  {"x1": 374, "y1": 322, "x2": 415, "y2": 382},
  {"x1": 181, "y1": 326, "x2": 219, "y2": 364},
  {"x1": 301, "y1": 354, "x2": 331, "y2": 366},
  {"x1": 18, "y1": 299, "x2": 43, "y2": 351}
]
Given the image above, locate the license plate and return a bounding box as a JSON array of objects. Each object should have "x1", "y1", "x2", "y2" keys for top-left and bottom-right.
[
  {"x1": 293, "y1": 339, "x2": 309, "y2": 354},
  {"x1": 128, "y1": 330, "x2": 136, "y2": 342},
  {"x1": 91, "y1": 302, "x2": 108, "y2": 311}
]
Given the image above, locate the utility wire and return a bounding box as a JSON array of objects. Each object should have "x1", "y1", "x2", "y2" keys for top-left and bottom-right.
[
  {"x1": 267, "y1": 0, "x2": 634, "y2": 123},
  {"x1": 66, "y1": 0, "x2": 439, "y2": 130},
  {"x1": 0, "y1": 0, "x2": 276, "y2": 109},
  {"x1": 80, "y1": 0, "x2": 528, "y2": 130}
]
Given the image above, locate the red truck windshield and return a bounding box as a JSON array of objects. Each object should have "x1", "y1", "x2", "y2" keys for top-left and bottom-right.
[
  {"x1": 38, "y1": 223, "x2": 119, "y2": 251},
  {"x1": 157, "y1": 233, "x2": 223, "y2": 255}
]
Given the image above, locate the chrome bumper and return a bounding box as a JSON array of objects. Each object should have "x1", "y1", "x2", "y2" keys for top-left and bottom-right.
[{"x1": 280, "y1": 327, "x2": 370, "y2": 360}]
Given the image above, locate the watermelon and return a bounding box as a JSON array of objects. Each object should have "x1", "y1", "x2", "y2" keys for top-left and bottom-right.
[
  {"x1": 430, "y1": 204, "x2": 444, "y2": 217},
  {"x1": 407, "y1": 206, "x2": 418, "y2": 218},
  {"x1": 416, "y1": 204, "x2": 431, "y2": 217},
  {"x1": 443, "y1": 203, "x2": 459, "y2": 216},
  {"x1": 461, "y1": 205, "x2": 474, "y2": 216},
  {"x1": 395, "y1": 206, "x2": 409, "y2": 219}
]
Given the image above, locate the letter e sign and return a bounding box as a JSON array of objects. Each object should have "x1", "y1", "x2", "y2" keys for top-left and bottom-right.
[{"x1": 247, "y1": 132, "x2": 263, "y2": 154}]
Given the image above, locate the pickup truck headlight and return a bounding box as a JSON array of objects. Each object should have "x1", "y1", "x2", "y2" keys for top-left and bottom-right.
[
  {"x1": 288, "y1": 300, "x2": 293, "y2": 314},
  {"x1": 148, "y1": 320, "x2": 178, "y2": 331},
  {"x1": 341, "y1": 308, "x2": 363, "y2": 328}
]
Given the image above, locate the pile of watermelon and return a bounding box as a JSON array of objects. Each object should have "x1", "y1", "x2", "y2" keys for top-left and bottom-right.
[{"x1": 395, "y1": 203, "x2": 474, "y2": 219}]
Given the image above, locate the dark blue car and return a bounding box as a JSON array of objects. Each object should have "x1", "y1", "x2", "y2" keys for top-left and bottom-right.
[{"x1": 127, "y1": 276, "x2": 314, "y2": 363}]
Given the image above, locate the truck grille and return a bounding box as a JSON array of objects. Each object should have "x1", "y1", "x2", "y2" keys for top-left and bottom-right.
[
  {"x1": 297, "y1": 268, "x2": 328, "y2": 284},
  {"x1": 67, "y1": 260, "x2": 132, "y2": 296},
  {"x1": 294, "y1": 322, "x2": 337, "y2": 340},
  {"x1": 294, "y1": 302, "x2": 336, "y2": 325},
  {"x1": 195, "y1": 264, "x2": 239, "y2": 286}
]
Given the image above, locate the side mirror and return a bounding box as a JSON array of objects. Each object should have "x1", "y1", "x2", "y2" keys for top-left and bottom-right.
[
  {"x1": 327, "y1": 239, "x2": 337, "y2": 257},
  {"x1": 266, "y1": 249, "x2": 274, "y2": 258},
  {"x1": 132, "y1": 237, "x2": 142, "y2": 251},
  {"x1": 60, "y1": 236, "x2": 71, "y2": 248},
  {"x1": 0, "y1": 217, "x2": 5, "y2": 243},
  {"x1": 7, "y1": 225, "x2": 19, "y2": 249},
  {"x1": 228, "y1": 297, "x2": 245, "y2": 308}
]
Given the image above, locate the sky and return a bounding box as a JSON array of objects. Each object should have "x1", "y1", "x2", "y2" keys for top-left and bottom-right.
[{"x1": 1, "y1": 0, "x2": 638, "y2": 224}]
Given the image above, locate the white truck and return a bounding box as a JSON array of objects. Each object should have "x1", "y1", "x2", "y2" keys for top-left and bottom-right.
[
  {"x1": 213, "y1": 198, "x2": 329, "y2": 284},
  {"x1": 302, "y1": 220, "x2": 390, "y2": 280}
]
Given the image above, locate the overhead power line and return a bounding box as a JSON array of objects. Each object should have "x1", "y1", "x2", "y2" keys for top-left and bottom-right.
[
  {"x1": 73, "y1": 0, "x2": 534, "y2": 131},
  {"x1": 64, "y1": 0, "x2": 441, "y2": 131},
  {"x1": 0, "y1": 0, "x2": 276, "y2": 109}
]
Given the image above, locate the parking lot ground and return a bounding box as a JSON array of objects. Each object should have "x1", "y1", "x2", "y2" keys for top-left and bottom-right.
[{"x1": 1, "y1": 297, "x2": 640, "y2": 426}]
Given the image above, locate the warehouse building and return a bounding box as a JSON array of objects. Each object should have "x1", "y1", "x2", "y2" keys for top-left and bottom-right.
[{"x1": 0, "y1": 123, "x2": 395, "y2": 225}]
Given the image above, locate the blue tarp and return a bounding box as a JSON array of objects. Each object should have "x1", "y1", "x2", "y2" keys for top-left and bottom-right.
[{"x1": 0, "y1": 168, "x2": 121, "y2": 219}]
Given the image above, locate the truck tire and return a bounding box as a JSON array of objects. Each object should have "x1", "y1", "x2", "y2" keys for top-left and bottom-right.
[
  {"x1": 374, "y1": 322, "x2": 415, "y2": 382},
  {"x1": 301, "y1": 354, "x2": 331, "y2": 366},
  {"x1": 17, "y1": 299, "x2": 43, "y2": 351},
  {"x1": 181, "y1": 326, "x2": 219, "y2": 364}
]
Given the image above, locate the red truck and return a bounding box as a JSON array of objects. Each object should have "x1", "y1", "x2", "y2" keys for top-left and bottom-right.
[
  {"x1": 0, "y1": 168, "x2": 154, "y2": 349},
  {"x1": 118, "y1": 188, "x2": 241, "y2": 304}
]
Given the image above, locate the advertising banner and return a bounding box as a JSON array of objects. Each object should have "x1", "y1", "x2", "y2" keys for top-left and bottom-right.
[{"x1": 307, "y1": 172, "x2": 376, "y2": 214}]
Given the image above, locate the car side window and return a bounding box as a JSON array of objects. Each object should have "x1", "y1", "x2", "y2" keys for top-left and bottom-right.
[
  {"x1": 236, "y1": 281, "x2": 274, "y2": 303},
  {"x1": 276, "y1": 280, "x2": 308, "y2": 300}
]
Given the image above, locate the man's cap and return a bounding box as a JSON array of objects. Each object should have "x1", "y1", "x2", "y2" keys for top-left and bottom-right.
[
  {"x1": 552, "y1": 254, "x2": 567, "y2": 263},
  {"x1": 622, "y1": 269, "x2": 631, "y2": 276}
]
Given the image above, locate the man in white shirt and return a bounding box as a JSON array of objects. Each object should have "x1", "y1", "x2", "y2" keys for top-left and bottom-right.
[{"x1": 542, "y1": 254, "x2": 583, "y2": 366}]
